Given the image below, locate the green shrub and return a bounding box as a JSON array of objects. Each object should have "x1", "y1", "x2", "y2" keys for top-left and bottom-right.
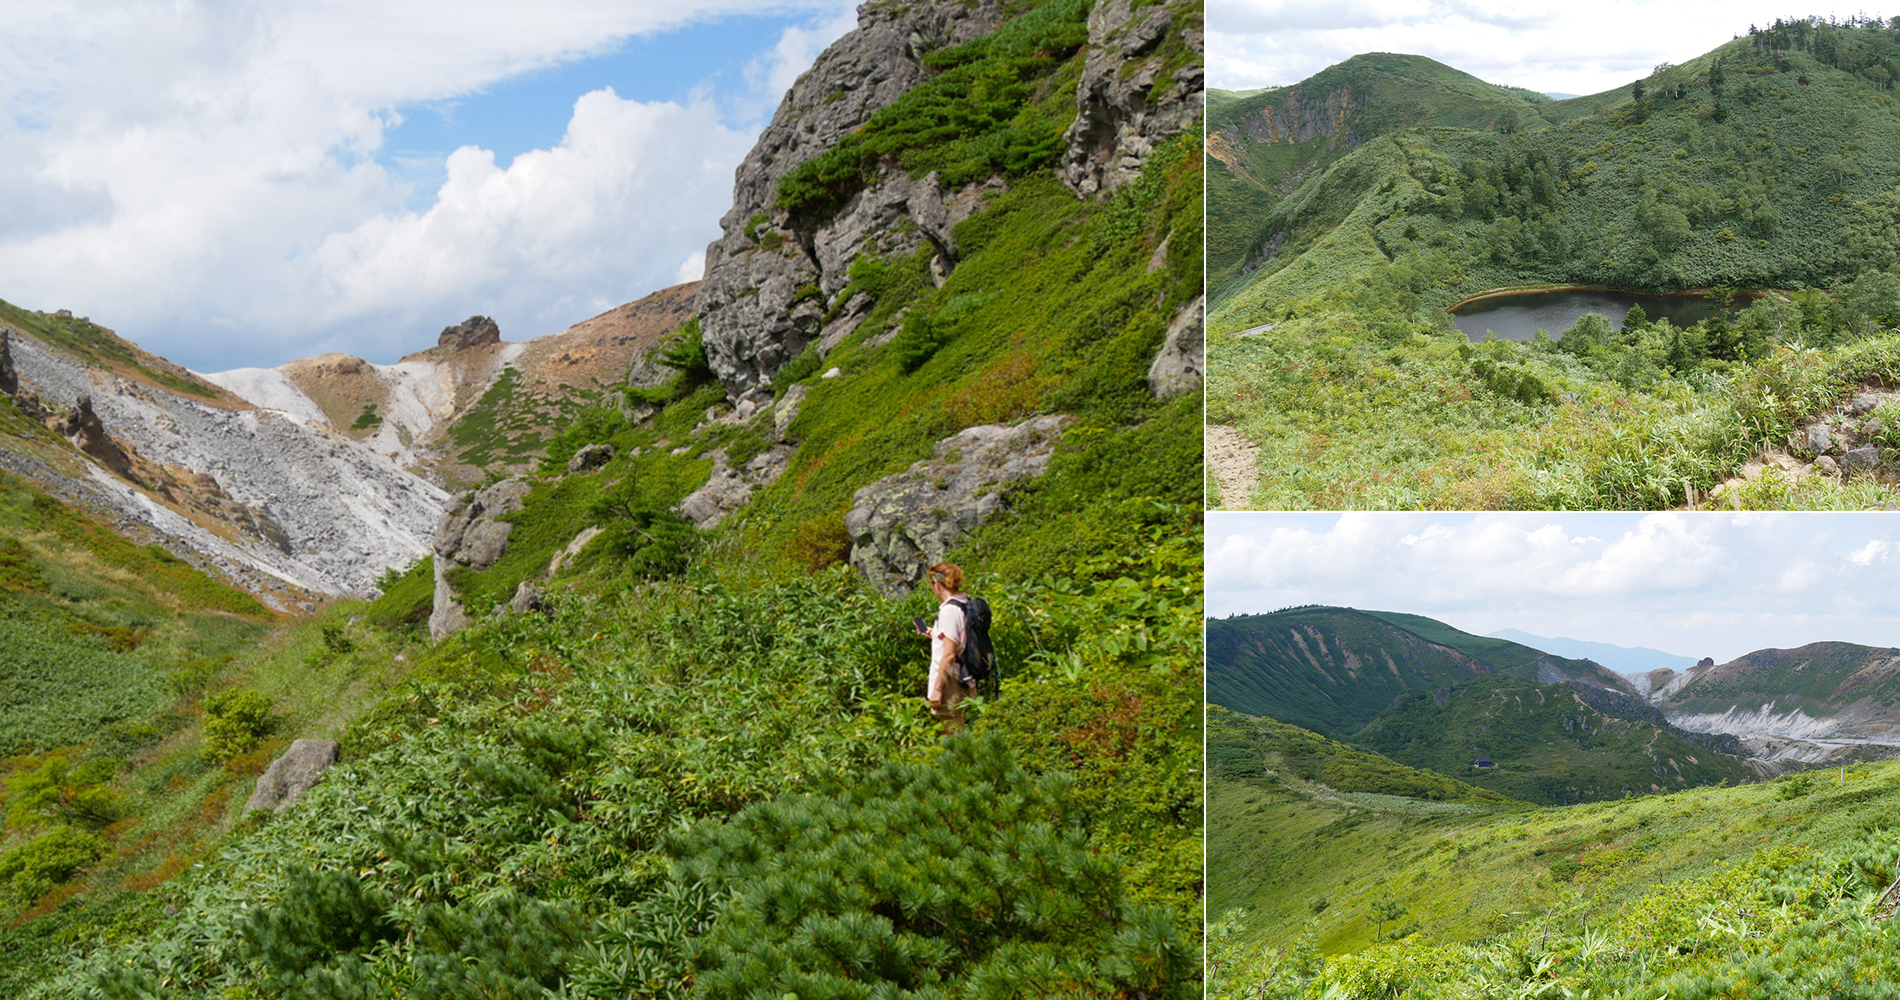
[
  {"x1": 670, "y1": 735, "x2": 1200, "y2": 998},
  {"x1": 0, "y1": 826, "x2": 102, "y2": 909},
  {"x1": 235, "y1": 868, "x2": 400, "y2": 988},
  {"x1": 201, "y1": 689, "x2": 276, "y2": 762}
]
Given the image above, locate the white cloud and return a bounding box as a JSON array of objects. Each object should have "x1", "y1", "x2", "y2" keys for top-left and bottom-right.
[
  {"x1": 1211, "y1": 0, "x2": 1862, "y2": 95},
  {"x1": 1208, "y1": 513, "x2": 1900, "y2": 661},
  {"x1": 0, "y1": 0, "x2": 853, "y2": 369},
  {"x1": 745, "y1": 3, "x2": 862, "y2": 112},
  {"x1": 310, "y1": 90, "x2": 751, "y2": 335},
  {"x1": 1850, "y1": 540, "x2": 1892, "y2": 566}
]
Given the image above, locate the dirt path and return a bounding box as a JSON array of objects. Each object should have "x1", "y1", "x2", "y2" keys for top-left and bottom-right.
[{"x1": 1206, "y1": 424, "x2": 1261, "y2": 509}]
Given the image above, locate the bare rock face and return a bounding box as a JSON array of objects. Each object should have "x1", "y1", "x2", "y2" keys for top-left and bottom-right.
[
  {"x1": 0, "y1": 329, "x2": 16, "y2": 397},
  {"x1": 437, "y1": 316, "x2": 502, "y2": 352},
  {"x1": 695, "y1": 1, "x2": 1005, "y2": 401},
  {"x1": 1148, "y1": 294, "x2": 1204, "y2": 398},
  {"x1": 845, "y1": 415, "x2": 1072, "y2": 596},
  {"x1": 430, "y1": 478, "x2": 531, "y2": 640},
  {"x1": 1060, "y1": 0, "x2": 1204, "y2": 199},
  {"x1": 244, "y1": 739, "x2": 339, "y2": 813}
]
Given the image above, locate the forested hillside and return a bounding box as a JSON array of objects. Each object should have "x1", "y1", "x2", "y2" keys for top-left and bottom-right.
[
  {"x1": 1209, "y1": 16, "x2": 1900, "y2": 510},
  {"x1": 0, "y1": 0, "x2": 1206, "y2": 995},
  {"x1": 1205, "y1": 606, "x2": 1630, "y2": 739}
]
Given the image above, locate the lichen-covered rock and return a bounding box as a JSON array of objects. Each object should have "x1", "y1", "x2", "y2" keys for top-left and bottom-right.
[
  {"x1": 695, "y1": 1, "x2": 1005, "y2": 401},
  {"x1": 1148, "y1": 294, "x2": 1204, "y2": 398},
  {"x1": 845, "y1": 415, "x2": 1073, "y2": 596},
  {"x1": 567, "y1": 442, "x2": 615, "y2": 474},
  {"x1": 437, "y1": 316, "x2": 501, "y2": 351},
  {"x1": 509, "y1": 580, "x2": 546, "y2": 614},
  {"x1": 676, "y1": 445, "x2": 795, "y2": 529},
  {"x1": 430, "y1": 478, "x2": 531, "y2": 640},
  {"x1": 1060, "y1": 0, "x2": 1204, "y2": 199},
  {"x1": 244, "y1": 739, "x2": 339, "y2": 813},
  {"x1": 775, "y1": 385, "x2": 809, "y2": 442}
]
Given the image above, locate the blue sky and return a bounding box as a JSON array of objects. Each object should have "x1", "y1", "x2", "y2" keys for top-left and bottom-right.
[
  {"x1": 379, "y1": 17, "x2": 799, "y2": 210},
  {"x1": 0, "y1": 1, "x2": 858, "y2": 371},
  {"x1": 1208, "y1": 512, "x2": 1900, "y2": 663}
]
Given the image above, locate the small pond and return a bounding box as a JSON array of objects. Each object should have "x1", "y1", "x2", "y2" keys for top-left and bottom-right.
[{"x1": 1448, "y1": 288, "x2": 1752, "y2": 342}]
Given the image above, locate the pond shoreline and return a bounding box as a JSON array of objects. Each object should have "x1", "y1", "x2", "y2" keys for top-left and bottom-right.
[{"x1": 1446, "y1": 284, "x2": 1764, "y2": 313}]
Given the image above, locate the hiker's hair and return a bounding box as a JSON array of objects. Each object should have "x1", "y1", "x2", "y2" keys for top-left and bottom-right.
[{"x1": 926, "y1": 562, "x2": 964, "y2": 593}]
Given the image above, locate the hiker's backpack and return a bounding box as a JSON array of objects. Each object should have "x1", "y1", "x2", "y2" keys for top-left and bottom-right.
[{"x1": 951, "y1": 595, "x2": 1000, "y2": 698}]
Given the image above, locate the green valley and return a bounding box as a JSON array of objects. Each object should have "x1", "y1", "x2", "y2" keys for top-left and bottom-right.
[
  {"x1": 1208, "y1": 18, "x2": 1900, "y2": 509},
  {"x1": 1210, "y1": 706, "x2": 1900, "y2": 1000}
]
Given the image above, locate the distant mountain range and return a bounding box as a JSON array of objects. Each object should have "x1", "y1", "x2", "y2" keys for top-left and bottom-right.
[
  {"x1": 1208, "y1": 606, "x2": 1900, "y2": 798},
  {"x1": 1486, "y1": 628, "x2": 1699, "y2": 675}
]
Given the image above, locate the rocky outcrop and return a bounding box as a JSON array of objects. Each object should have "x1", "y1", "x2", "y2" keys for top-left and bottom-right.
[
  {"x1": 1148, "y1": 295, "x2": 1204, "y2": 397},
  {"x1": 244, "y1": 739, "x2": 339, "y2": 812},
  {"x1": 845, "y1": 415, "x2": 1072, "y2": 596},
  {"x1": 1061, "y1": 0, "x2": 1205, "y2": 198},
  {"x1": 0, "y1": 329, "x2": 15, "y2": 397},
  {"x1": 56, "y1": 396, "x2": 137, "y2": 477},
  {"x1": 437, "y1": 316, "x2": 501, "y2": 351},
  {"x1": 695, "y1": 1, "x2": 1005, "y2": 401},
  {"x1": 676, "y1": 445, "x2": 795, "y2": 529},
  {"x1": 430, "y1": 478, "x2": 531, "y2": 640},
  {"x1": 775, "y1": 385, "x2": 809, "y2": 442},
  {"x1": 567, "y1": 443, "x2": 614, "y2": 474}
]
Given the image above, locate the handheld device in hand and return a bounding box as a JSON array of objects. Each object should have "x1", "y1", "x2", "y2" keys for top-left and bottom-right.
[{"x1": 912, "y1": 617, "x2": 930, "y2": 636}]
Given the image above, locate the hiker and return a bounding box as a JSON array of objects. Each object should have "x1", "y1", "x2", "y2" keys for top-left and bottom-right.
[{"x1": 923, "y1": 561, "x2": 978, "y2": 730}]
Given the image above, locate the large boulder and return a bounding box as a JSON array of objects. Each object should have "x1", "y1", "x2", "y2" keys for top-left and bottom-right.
[
  {"x1": 1148, "y1": 294, "x2": 1204, "y2": 398},
  {"x1": 1060, "y1": 0, "x2": 1204, "y2": 199},
  {"x1": 845, "y1": 415, "x2": 1072, "y2": 596},
  {"x1": 430, "y1": 478, "x2": 531, "y2": 640},
  {"x1": 694, "y1": 1, "x2": 1006, "y2": 402},
  {"x1": 244, "y1": 739, "x2": 339, "y2": 812}
]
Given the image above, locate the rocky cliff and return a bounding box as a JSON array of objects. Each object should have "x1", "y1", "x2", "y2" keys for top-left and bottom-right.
[
  {"x1": 694, "y1": 2, "x2": 1007, "y2": 402},
  {"x1": 695, "y1": 0, "x2": 1202, "y2": 403}
]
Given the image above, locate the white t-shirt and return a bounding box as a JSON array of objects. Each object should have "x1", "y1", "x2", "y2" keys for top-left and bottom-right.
[{"x1": 928, "y1": 598, "x2": 968, "y2": 699}]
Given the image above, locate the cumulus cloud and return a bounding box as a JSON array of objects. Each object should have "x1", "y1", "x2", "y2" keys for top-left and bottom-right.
[
  {"x1": 0, "y1": 0, "x2": 854, "y2": 370},
  {"x1": 1209, "y1": 513, "x2": 1900, "y2": 662},
  {"x1": 311, "y1": 89, "x2": 752, "y2": 335},
  {"x1": 1211, "y1": 0, "x2": 1844, "y2": 95}
]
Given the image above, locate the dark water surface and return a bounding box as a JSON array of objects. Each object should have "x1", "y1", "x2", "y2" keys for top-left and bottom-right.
[{"x1": 1449, "y1": 289, "x2": 1746, "y2": 342}]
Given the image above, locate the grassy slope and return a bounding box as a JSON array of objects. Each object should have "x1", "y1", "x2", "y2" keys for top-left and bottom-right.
[
  {"x1": 1205, "y1": 606, "x2": 1618, "y2": 741},
  {"x1": 0, "y1": 467, "x2": 435, "y2": 980},
  {"x1": 1210, "y1": 745, "x2": 1900, "y2": 999},
  {"x1": 1208, "y1": 25, "x2": 1900, "y2": 510},
  {"x1": 0, "y1": 1, "x2": 1205, "y2": 994},
  {"x1": 0, "y1": 301, "x2": 235, "y2": 403},
  {"x1": 1208, "y1": 705, "x2": 1523, "y2": 806},
  {"x1": 1351, "y1": 674, "x2": 1753, "y2": 805}
]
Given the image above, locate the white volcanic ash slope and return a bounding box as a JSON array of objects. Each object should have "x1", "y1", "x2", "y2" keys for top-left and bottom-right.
[
  {"x1": 201, "y1": 283, "x2": 697, "y2": 485},
  {"x1": 3, "y1": 317, "x2": 446, "y2": 603}
]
